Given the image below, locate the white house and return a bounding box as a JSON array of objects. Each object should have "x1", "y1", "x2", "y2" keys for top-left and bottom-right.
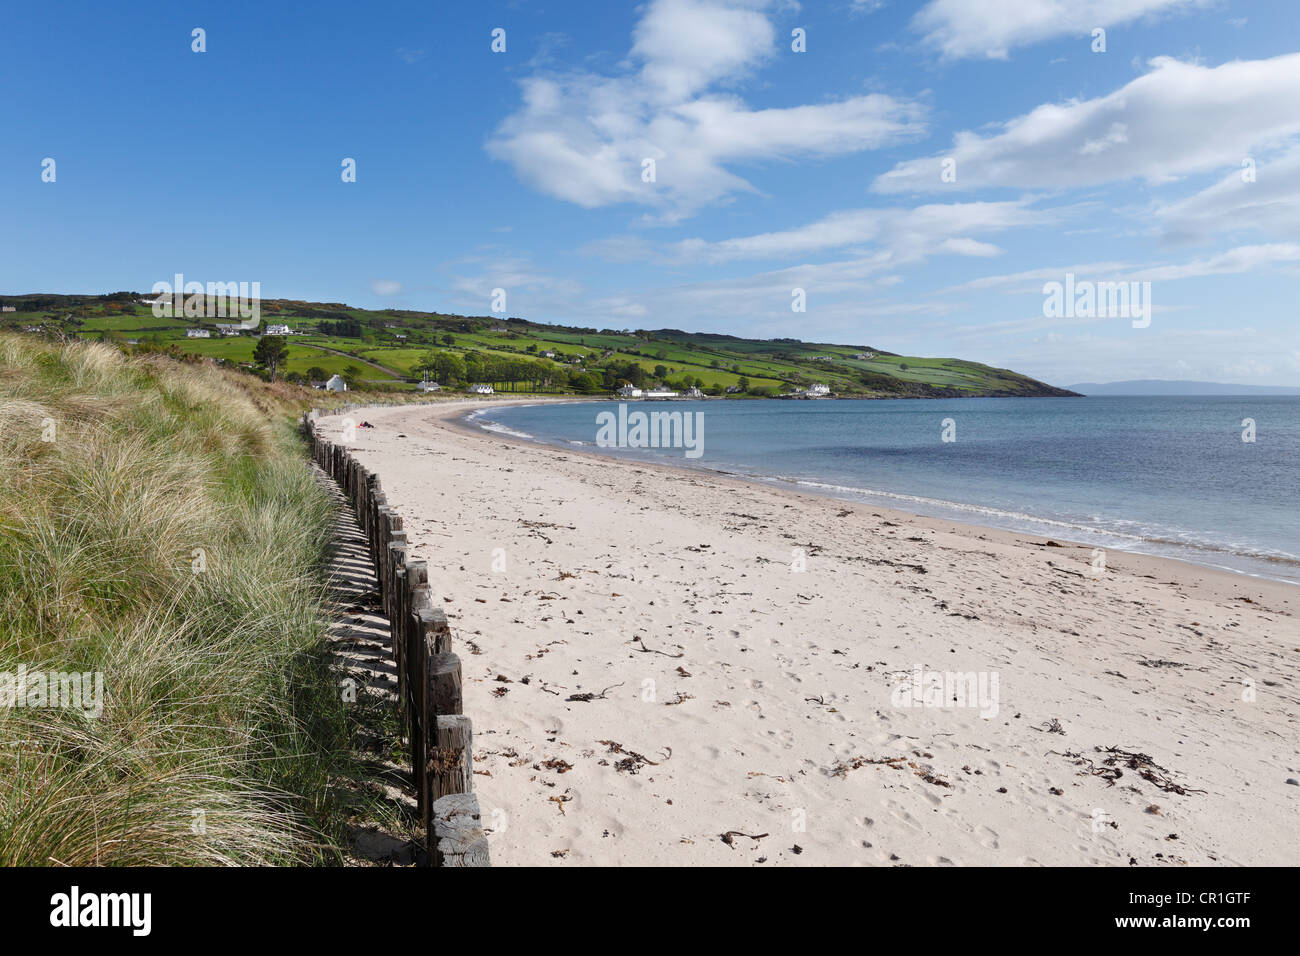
[
  {"x1": 853, "y1": 352, "x2": 876, "y2": 360},
  {"x1": 542, "y1": 350, "x2": 556, "y2": 359},
  {"x1": 186, "y1": 328, "x2": 210, "y2": 338},
  {"x1": 0, "y1": 306, "x2": 15, "y2": 313},
  {"x1": 324, "y1": 374, "x2": 347, "y2": 392},
  {"x1": 644, "y1": 387, "x2": 679, "y2": 398},
  {"x1": 215, "y1": 323, "x2": 242, "y2": 336},
  {"x1": 417, "y1": 379, "x2": 441, "y2": 392},
  {"x1": 615, "y1": 385, "x2": 642, "y2": 398},
  {"x1": 683, "y1": 386, "x2": 706, "y2": 398},
  {"x1": 469, "y1": 383, "x2": 494, "y2": 395},
  {"x1": 265, "y1": 324, "x2": 291, "y2": 336},
  {"x1": 804, "y1": 383, "x2": 831, "y2": 397}
]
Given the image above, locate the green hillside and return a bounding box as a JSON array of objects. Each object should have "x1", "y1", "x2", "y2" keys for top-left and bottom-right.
[{"x1": 0, "y1": 291, "x2": 1079, "y2": 398}]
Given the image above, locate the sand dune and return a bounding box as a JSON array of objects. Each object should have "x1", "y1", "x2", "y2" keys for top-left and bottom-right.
[{"x1": 315, "y1": 401, "x2": 1298, "y2": 867}]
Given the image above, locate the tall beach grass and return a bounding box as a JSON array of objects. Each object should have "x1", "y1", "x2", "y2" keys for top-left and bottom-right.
[{"x1": 0, "y1": 335, "x2": 355, "y2": 865}]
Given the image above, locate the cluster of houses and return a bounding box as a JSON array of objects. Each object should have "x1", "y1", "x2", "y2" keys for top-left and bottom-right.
[
  {"x1": 614, "y1": 384, "x2": 706, "y2": 399},
  {"x1": 808, "y1": 352, "x2": 875, "y2": 362},
  {"x1": 185, "y1": 322, "x2": 299, "y2": 338},
  {"x1": 416, "y1": 382, "x2": 493, "y2": 394},
  {"x1": 613, "y1": 381, "x2": 830, "y2": 399},
  {"x1": 780, "y1": 383, "x2": 833, "y2": 399}
]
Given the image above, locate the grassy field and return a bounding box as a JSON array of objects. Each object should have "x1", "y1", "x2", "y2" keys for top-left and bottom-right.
[
  {"x1": 1, "y1": 294, "x2": 1078, "y2": 398},
  {"x1": 0, "y1": 335, "x2": 376, "y2": 864}
]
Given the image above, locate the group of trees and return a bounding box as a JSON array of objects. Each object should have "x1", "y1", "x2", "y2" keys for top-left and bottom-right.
[
  {"x1": 414, "y1": 350, "x2": 562, "y2": 392},
  {"x1": 405, "y1": 348, "x2": 766, "y2": 396},
  {"x1": 316, "y1": 319, "x2": 366, "y2": 338}
]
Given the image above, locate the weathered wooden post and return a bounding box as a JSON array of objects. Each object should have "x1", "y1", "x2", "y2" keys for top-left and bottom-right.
[
  {"x1": 430, "y1": 793, "x2": 490, "y2": 867},
  {"x1": 391, "y1": 561, "x2": 407, "y2": 715},
  {"x1": 404, "y1": 562, "x2": 431, "y2": 796},
  {"x1": 428, "y1": 715, "x2": 472, "y2": 802},
  {"x1": 416, "y1": 605, "x2": 452, "y2": 656},
  {"x1": 428, "y1": 652, "x2": 463, "y2": 717}
]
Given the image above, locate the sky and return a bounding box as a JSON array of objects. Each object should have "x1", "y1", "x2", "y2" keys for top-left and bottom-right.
[{"x1": 2, "y1": 0, "x2": 1298, "y2": 387}]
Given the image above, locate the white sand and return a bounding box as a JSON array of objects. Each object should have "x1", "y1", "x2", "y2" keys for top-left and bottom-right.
[{"x1": 317, "y1": 401, "x2": 1298, "y2": 866}]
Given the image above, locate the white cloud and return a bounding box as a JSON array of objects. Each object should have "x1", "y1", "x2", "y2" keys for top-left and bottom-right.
[
  {"x1": 872, "y1": 54, "x2": 1300, "y2": 195},
  {"x1": 1126, "y1": 243, "x2": 1300, "y2": 281},
  {"x1": 440, "y1": 255, "x2": 586, "y2": 317},
  {"x1": 370, "y1": 279, "x2": 403, "y2": 296},
  {"x1": 587, "y1": 199, "x2": 1049, "y2": 263},
  {"x1": 912, "y1": 0, "x2": 1210, "y2": 60},
  {"x1": 932, "y1": 244, "x2": 1300, "y2": 296},
  {"x1": 1157, "y1": 143, "x2": 1300, "y2": 242},
  {"x1": 487, "y1": 0, "x2": 927, "y2": 221}
]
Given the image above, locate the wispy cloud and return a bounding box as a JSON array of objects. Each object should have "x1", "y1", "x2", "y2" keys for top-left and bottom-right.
[{"x1": 912, "y1": 0, "x2": 1211, "y2": 60}]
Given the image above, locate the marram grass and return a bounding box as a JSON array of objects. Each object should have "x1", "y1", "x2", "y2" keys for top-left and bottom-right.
[{"x1": 0, "y1": 335, "x2": 357, "y2": 865}]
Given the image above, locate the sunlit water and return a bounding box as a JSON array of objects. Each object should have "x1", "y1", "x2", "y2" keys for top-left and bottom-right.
[{"x1": 465, "y1": 396, "x2": 1300, "y2": 586}]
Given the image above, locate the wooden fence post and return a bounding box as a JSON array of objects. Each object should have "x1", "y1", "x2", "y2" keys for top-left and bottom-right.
[
  {"x1": 428, "y1": 652, "x2": 463, "y2": 718},
  {"x1": 430, "y1": 793, "x2": 490, "y2": 867},
  {"x1": 312, "y1": 409, "x2": 489, "y2": 866},
  {"x1": 424, "y1": 715, "x2": 473, "y2": 842}
]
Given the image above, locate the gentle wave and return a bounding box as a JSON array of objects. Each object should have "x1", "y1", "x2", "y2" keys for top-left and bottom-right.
[
  {"x1": 770, "y1": 475, "x2": 1300, "y2": 568},
  {"x1": 476, "y1": 419, "x2": 535, "y2": 440}
]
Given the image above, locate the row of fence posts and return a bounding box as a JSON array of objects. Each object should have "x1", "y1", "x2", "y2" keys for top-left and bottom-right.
[{"x1": 303, "y1": 410, "x2": 490, "y2": 867}]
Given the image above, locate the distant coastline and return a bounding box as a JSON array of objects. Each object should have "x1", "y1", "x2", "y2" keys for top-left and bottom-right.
[{"x1": 1068, "y1": 379, "x2": 1300, "y2": 396}]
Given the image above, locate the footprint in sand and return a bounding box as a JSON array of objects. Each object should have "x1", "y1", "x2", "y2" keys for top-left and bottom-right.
[{"x1": 882, "y1": 798, "x2": 925, "y2": 831}]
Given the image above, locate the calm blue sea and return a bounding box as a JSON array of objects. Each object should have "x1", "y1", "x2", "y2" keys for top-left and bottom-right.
[{"x1": 465, "y1": 397, "x2": 1300, "y2": 585}]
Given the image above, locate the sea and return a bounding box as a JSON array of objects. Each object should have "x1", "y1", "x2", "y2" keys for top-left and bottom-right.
[{"x1": 464, "y1": 396, "x2": 1300, "y2": 586}]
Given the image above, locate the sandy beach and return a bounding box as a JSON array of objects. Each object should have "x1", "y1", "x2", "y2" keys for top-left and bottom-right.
[{"x1": 316, "y1": 400, "x2": 1298, "y2": 867}]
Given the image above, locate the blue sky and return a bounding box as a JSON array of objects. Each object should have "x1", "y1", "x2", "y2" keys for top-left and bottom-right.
[{"x1": 3, "y1": 0, "x2": 1298, "y2": 386}]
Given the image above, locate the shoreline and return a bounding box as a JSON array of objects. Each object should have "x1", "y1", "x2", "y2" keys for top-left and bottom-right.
[
  {"x1": 313, "y1": 401, "x2": 1297, "y2": 866},
  {"x1": 447, "y1": 397, "x2": 1299, "y2": 593}
]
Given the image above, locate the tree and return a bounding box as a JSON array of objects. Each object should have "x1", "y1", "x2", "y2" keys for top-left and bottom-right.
[
  {"x1": 342, "y1": 364, "x2": 363, "y2": 389},
  {"x1": 654, "y1": 364, "x2": 668, "y2": 380},
  {"x1": 441, "y1": 334, "x2": 455, "y2": 346},
  {"x1": 306, "y1": 366, "x2": 328, "y2": 382},
  {"x1": 737, "y1": 376, "x2": 750, "y2": 392},
  {"x1": 432, "y1": 351, "x2": 465, "y2": 385},
  {"x1": 252, "y1": 335, "x2": 289, "y2": 382},
  {"x1": 414, "y1": 350, "x2": 439, "y2": 380}
]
